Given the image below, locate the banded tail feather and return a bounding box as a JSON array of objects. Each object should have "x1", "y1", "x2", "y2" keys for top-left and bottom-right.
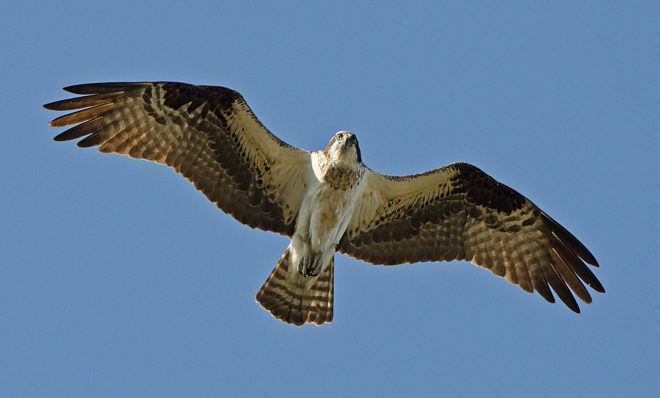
[{"x1": 256, "y1": 249, "x2": 334, "y2": 326}]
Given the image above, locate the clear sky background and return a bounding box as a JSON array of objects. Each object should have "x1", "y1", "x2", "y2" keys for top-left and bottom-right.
[{"x1": 1, "y1": 1, "x2": 659, "y2": 397}]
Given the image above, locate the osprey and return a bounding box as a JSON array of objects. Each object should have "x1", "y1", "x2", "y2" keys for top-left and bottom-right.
[{"x1": 45, "y1": 82, "x2": 604, "y2": 326}]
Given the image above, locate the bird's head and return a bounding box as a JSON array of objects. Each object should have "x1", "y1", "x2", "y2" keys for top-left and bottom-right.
[{"x1": 325, "y1": 130, "x2": 362, "y2": 165}]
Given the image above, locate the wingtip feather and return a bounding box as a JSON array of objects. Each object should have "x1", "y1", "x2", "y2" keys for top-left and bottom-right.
[
  {"x1": 542, "y1": 211, "x2": 599, "y2": 267},
  {"x1": 43, "y1": 101, "x2": 62, "y2": 110},
  {"x1": 63, "y1": 82, "x2": 149, "y2": 94}
]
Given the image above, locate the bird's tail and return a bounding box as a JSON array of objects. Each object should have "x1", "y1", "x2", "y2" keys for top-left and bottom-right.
[{"x1": 256, "y1": 249, "x2": 334, "y2": 326}]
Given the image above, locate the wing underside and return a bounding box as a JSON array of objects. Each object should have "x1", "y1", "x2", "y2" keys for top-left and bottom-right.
[
  {"x1": 340, "y1": 162, "x2": 603, "y2": 312},
  {"x1": 45, "y1": 82, "x2": 313, "y2": 236}
]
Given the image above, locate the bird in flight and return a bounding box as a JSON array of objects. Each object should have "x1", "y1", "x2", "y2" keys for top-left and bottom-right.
[{"x1": 45, "y1": 81, "x2": 604, "y2": 326}]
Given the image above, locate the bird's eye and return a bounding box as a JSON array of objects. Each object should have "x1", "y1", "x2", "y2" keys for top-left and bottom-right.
[{"x1": 350, "y1": 136, "x2": 357, "y2": 144}]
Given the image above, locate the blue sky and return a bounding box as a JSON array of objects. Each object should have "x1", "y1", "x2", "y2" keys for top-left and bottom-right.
[{"x1": 1, "y1": 1, "x2": 659, "y2": 397}]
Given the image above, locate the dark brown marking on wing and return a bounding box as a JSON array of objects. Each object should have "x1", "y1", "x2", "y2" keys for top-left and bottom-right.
[
  {"x1": 339, "y1": 162, "x2": 603, "y2": 313},
  {"x1": 45, "y1": 81, "x2": 309, "y2": 236}
]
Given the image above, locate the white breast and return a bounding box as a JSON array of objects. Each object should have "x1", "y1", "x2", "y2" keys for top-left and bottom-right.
[{"x1": 304, "y1": 152, "x2": 366, "y2": 250}]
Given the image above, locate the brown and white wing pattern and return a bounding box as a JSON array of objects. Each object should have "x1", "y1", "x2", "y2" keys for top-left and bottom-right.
[
  {"x1": 339, "y1": 162, "x2": 604, "y2": 312},
  {"x1": 45, "y1": 82, "x2": 313, "y2": 235}
]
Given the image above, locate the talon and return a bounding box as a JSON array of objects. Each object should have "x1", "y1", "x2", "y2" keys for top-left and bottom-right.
[
  {"x1": 308, "y1": 255, "x2": 323, "y2": 276},
  {"x1": 297, "y1": 253, "x2": 323, "y2": 277}
]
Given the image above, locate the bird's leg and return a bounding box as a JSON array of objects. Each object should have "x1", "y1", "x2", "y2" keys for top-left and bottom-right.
[
  {"x1": 309, "y1": 253, "x2": 323, "y2": 276},
  {"x1": 298, "y1": 251, "x2": 323, "y2": 277},
  {"x1": 297, "y1": 255, "x2": 308, "y2": 275}
]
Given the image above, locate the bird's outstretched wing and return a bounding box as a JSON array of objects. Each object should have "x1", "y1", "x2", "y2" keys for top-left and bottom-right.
[
  {"x1": 339, "y1": 162, "x2": 604, "y2": 312},
  {"x1": 45, "y1": 82, "x2": 313, "y2": 235}
]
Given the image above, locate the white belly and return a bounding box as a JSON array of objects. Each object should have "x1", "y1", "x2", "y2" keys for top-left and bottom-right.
[
  {"x1": 287, "y1": 152, "x2": 365, "y2": 276},
  {"x1": 307, "y1": 185, "x2": 355, "y2": 250}
]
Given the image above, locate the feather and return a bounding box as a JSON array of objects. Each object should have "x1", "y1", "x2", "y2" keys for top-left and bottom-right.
[
  {"x1": 339, "y1": 162, "x2": 603, "y2": 313},
  {"x1": 45, "y1": 81, "x2": 312, "y2": 237}
]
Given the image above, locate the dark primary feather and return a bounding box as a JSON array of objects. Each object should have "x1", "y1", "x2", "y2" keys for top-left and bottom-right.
[
  {"x1": 339, "y1": 162, "x2": 603, "y2": 313},
  {"x1": 45, "y1": 81, "x2": 310, "y2": 236},
  {"x1": 63, "y1": 82, "x2": 149, "y2": 94}
]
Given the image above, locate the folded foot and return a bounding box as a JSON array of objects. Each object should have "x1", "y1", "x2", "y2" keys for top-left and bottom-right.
[{"x1": 298, "y1": 253, "x2": 323, "y2": 277}]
